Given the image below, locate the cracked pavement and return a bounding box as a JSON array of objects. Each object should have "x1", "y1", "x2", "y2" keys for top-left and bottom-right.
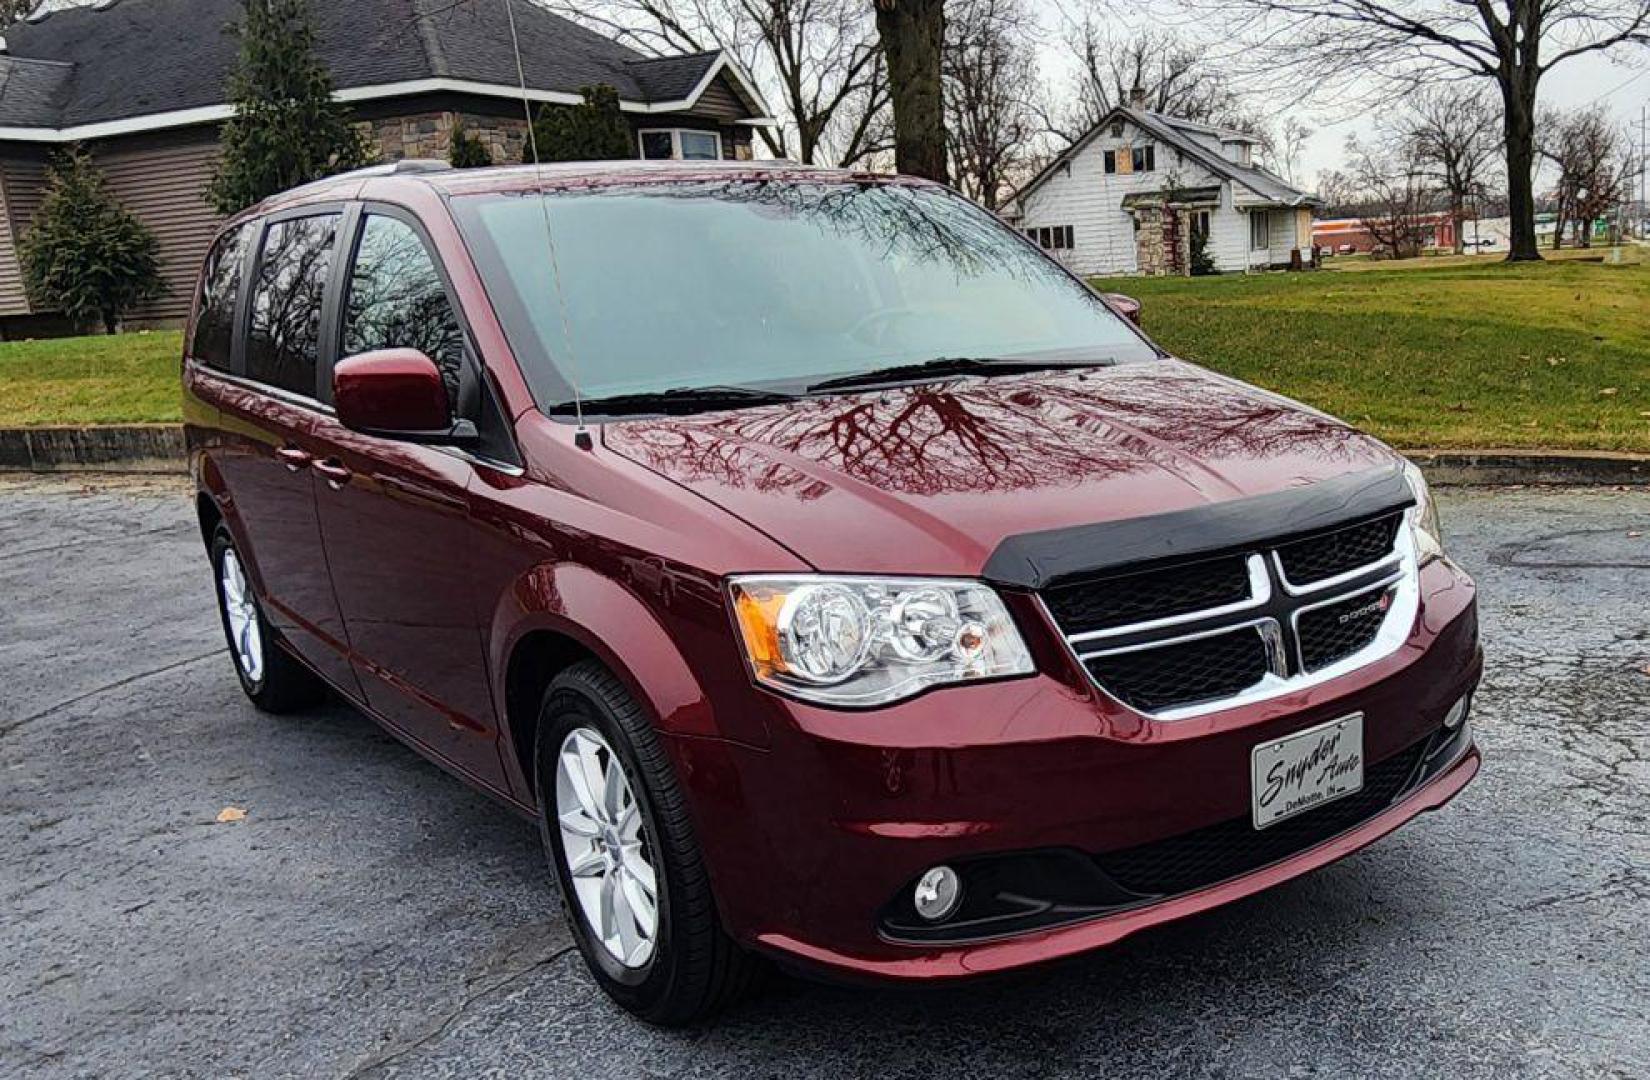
[{"x1": 1, "y1": 475, "x2": 1646, "y2": 1078}]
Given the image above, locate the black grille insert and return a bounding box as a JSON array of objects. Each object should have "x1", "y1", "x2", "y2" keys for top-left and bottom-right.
[
  {"x1": 1085, "y1": 626, "x2": 1271, "y2": 713},
  {"x1": 1094, "y1": 739, "x2": 1428, "y2": 897},
  {"x1": 1297, "y1": 586, "x2": 1394, "y2": 671},
  {"x1": 1275, "y1": 513, "x2": 1402, "y2": 585},
  {"x1": 1045, "y1": 555, "x2": 1251, "y2": 637}
]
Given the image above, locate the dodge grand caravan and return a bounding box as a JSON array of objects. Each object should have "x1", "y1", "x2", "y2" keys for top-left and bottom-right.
[{"x1": 183, "y1": 160, "x2": 1481, "y2": 1024}]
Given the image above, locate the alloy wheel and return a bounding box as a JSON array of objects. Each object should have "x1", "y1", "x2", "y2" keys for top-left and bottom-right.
[
  {"x1": 554, "y1": 727, "x2": 659, "y2": 968},
  {"x1": 219, "y1": 548, "x2": 264, "y2": 683}
]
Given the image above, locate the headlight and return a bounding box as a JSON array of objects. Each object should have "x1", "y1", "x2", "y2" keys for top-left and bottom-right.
[
  {"x1": 1402, "y1": 459, "x2": 1446, "y2": 561},
  {"x1": 729, "y1": 575, "x2": 1035, "y2": 706}
]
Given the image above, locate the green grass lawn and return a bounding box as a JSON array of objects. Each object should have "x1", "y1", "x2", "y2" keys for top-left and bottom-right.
[
  {"x1": 1095, "y1": 257, "x2": 1650, "y2": 453},
  {"x1": 0, "y1": 330, "x2": 184, "y2": 426},
  {"x1": 1, "y1": 256, "x2": 1647, "y2": 452}
]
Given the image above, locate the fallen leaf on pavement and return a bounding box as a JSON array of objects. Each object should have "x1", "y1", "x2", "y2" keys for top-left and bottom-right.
[{"x1": 216, "y1": 806, "x2": 246, "y2": 824}]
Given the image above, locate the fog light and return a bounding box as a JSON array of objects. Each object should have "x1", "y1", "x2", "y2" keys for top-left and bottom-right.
[
  {"x1": 1444, "y1": 696, "x2": 1469, "y2": 730},
  {"x1": 914, "y1": 865, "x2": 962, "y2": 922}
]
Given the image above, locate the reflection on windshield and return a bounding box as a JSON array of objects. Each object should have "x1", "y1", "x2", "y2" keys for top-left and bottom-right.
[{"x1": 452, "y1": 181, "x2": 1157, "y2": 408}]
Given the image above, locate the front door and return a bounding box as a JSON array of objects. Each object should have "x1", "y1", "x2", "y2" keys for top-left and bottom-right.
[
  {"x1": 311, "y1": 209, "x2": 510, "y2": 789},
  {"x1": 210, "y1": 210, "x2": 360, "y2": 697}
]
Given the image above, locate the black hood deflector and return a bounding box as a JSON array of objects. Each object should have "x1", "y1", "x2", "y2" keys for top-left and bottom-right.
[{"x1": 983, "y1": 464, "x2": 1414, "y2": 590}]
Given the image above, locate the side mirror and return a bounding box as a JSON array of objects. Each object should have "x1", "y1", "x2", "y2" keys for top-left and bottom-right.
[
  {"x1": 1103, "y1": 293, "x2": 1142, "y2": 326},
  {"x1": 333, "y1": 349, "x2": 475, "y2": 446}
]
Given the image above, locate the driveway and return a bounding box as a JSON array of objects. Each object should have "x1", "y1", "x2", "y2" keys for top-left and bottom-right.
[{"x1": 2, "y1": 476, "x2": 1646, "y2": 1078}]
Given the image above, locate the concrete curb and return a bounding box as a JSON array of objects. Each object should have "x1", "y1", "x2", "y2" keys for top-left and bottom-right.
[
  {"x1": 0, "y1": 425, "x2": 186, "y2": 474},
  {"x1": 2, "y1": 425, "x2": 1648, "y2": 486},
  {"x1": 1408, "y1": 450, "x2": 1650, "y2": 487}
]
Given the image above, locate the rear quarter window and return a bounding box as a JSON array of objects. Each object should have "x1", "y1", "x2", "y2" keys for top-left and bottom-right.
[{"x1": 191, "y1": 223, "x2": 250, "y2": 371}]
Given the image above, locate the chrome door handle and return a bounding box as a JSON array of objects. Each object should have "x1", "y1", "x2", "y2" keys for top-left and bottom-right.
[
  {"x1": 313, "y1": 458, "x2": 352, "y2": 489},
  {"x1": 274, "y1": 445, "x2": 311, "y2": 471}
]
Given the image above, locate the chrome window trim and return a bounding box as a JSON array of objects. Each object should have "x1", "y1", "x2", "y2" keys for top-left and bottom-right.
[
  {"x1": 1065, "y1": 554, "x2": 1271, "y2": 645},
  {"x1": 197, "y1": 365, "x2": 526, "y2": 476},
  {"x1": 436, "y1": 445, "x2": 526, "y2": 476},
  {"x1": 199, "y1": 365, "x2": 334, "y2": 415},
  {"x1": 1045, "y1": 525, "x2": 1420, "y2": 723}
]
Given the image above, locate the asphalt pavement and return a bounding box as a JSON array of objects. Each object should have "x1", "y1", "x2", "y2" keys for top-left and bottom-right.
[{"x1": 1, "y1": 475, "x2": 1646, "y2": 1079}]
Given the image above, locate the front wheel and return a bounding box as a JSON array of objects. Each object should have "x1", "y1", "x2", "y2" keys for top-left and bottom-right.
[
  {"x1": 536, "y1": 660, "x2": 760, "y2": 1025},
  {"x1": 209, "y1": 524, "x2": 326, "y2": 713}
]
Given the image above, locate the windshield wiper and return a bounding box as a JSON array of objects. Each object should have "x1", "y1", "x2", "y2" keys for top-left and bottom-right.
[
  {"x1": 806, "y1": 356, "x2": 1104, "y2": 394},
  {"x1": 549, "y1": 385, "x2": 799, "y2": 417}
]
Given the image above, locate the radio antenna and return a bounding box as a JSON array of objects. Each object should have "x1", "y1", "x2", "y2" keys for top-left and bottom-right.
[{"x1": 502, "y1": 0, "x2": 591, "y2": 449}]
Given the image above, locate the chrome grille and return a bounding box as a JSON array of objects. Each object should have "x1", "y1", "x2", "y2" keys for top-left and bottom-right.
[{"x1": 1045, "y1": 510, "x2": 1414, "y2": 719}]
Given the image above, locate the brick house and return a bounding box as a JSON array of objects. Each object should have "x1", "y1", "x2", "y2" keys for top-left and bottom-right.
[{"x1": 0, "y1": 0, "x2": 773, "y2": 332}]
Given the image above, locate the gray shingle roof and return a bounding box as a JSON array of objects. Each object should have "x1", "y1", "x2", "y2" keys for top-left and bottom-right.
[
  {"x1": 0, "y1": 55, "x2": 73, "y2": 127},
  {"x1": 1007, "y1": 105, "x2": 1321, "y2": 213},
  {"x1": 0, "y1": 0, "x2": 747, "y2": 131},
  {"x1": 625, "y1": 52, "x2": 722, "y2": 102}
]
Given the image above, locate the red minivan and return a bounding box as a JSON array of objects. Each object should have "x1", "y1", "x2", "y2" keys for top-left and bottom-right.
[{"x1": 184, "y1": 160, "x2": 1481, "y2": 1024}]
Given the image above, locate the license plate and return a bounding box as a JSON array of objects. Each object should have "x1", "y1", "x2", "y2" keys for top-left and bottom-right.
[{"x1": 1251, "y1": 714, "x2": 1364, "y2": 829}]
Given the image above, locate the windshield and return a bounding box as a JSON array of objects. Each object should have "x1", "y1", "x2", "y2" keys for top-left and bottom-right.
[{"x1": 451, "y1": 180, "x2": 1157, "y2": 409}]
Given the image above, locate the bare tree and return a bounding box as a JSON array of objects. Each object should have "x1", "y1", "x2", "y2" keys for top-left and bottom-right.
[
  {"x1": 1189, "y1": 0, "x2": 1650, "y2": 260},
  {"x1": 1046, "y1": 20, "x2": 1243, "y2": 144},
  {"x1": 944, "y1": 0, "x2": 1037, "y2": 208},
  {"x1": 1386, "y1": 87, "x2": 1500, "y2": 254},
  {"x1": 874, "y1": 0, "x2": 949, "y2": 180},
  {"x1": 1260, "y1": 116, "x2": 1313, "y2": 184},
  {"x1": 1542, "y1": 107, "x2": 1631, "y2": 248},
  {"x1": 539, "y1": 0, "x2": 889, "y2": 166},
  {"x1": 1347, "y1": 137, "x2": 1437, "y2": 258}
]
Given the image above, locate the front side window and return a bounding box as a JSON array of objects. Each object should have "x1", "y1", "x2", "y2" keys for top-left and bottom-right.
[
  {"x1": 638, "y1": 129, "x2": 724, "y2": 161},
  {"x1": 1132, "y1": 146, "x2": 1155, "y2": 172},
  {"x1": 246, "y1": 214, "x2": 340, "y2": 397},
  {"x1": 342, "y1": 214, "x2": 466, "y2": 407},
  {"x1": 453, "y1": 181, "x2": 1155, "y2": 409},
  {"x1": 191, "y1": 222, "x2": 251, "y2": 371}
]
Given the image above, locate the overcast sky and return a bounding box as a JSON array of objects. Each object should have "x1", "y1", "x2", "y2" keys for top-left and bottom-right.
[{"x1": 1023, "y1": 1, "x2": 1650, "y2": 190}]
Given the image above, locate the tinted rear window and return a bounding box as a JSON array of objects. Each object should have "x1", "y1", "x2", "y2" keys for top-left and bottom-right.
[
  {"x1": 246, "y1": 214, "x2": 340, "y2": 397},
  {"x1": 191, "y1": 223, "x2": 250, "y2": 371}
]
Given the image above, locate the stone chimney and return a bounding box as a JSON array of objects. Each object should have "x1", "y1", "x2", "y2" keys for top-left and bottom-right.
[{"x1": 1128, "y1": 84, "x2": 1147, "y2": 110}]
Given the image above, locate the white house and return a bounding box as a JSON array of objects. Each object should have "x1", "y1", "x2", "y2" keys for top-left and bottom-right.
[{"x1": 1004, "y1": 104, "x2": 1322, "y2": 276}]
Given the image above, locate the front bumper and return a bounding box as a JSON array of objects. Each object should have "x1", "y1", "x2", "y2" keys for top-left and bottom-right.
[{"x1": 666, "y1": 557, "x2": 1481, "y2": 982}]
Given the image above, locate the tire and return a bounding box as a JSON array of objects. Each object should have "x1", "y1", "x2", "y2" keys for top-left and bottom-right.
[
  {"x1": 209, "y1": 523, "x2": 326, "y2": 713},
  {"x1": 535, "y1": 659, "x2": 761, "y2": 1025}
]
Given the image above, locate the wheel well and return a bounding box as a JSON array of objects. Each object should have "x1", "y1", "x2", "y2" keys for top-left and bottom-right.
[
  {"x1": 504, "y1": 630, "x2": 599, "y2": 797},
  {"x1": 196, "y1": 492, "x2": 222, "y2": 548}
]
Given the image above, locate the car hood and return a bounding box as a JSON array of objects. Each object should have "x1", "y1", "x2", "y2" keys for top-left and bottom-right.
[{"x1": 602, "y1": 360, "x2": 1401, "y2": 580}]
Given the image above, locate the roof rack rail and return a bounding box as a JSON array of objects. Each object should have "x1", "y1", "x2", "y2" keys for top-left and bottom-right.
[{"x1": 324, "y1": 159, "x2": 453, "y2": 184}]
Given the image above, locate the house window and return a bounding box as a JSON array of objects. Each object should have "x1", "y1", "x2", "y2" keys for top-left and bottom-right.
[
  {"x1": 1103, "y1": 150, "x2": 1116, "y2": 174},
  {"x1": 1190, "y1": 210, "x2": 1211, "y2": 239},
  {"x1": 638, "y1": 128, "x2": 724, "y2": 161},
  {"x1": 1027, "y1": 225, "x2": 1074, "y2": 251},
  {"x1": 1110, "y1": 121, "x2": 1124, "y2": 138},
  {"x1": 1250, "y1": 210, "x2": 1270, "y2": 251},
  {"x1": 1131, "y1": 145, "x2": 1155, "y2": 172}
]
